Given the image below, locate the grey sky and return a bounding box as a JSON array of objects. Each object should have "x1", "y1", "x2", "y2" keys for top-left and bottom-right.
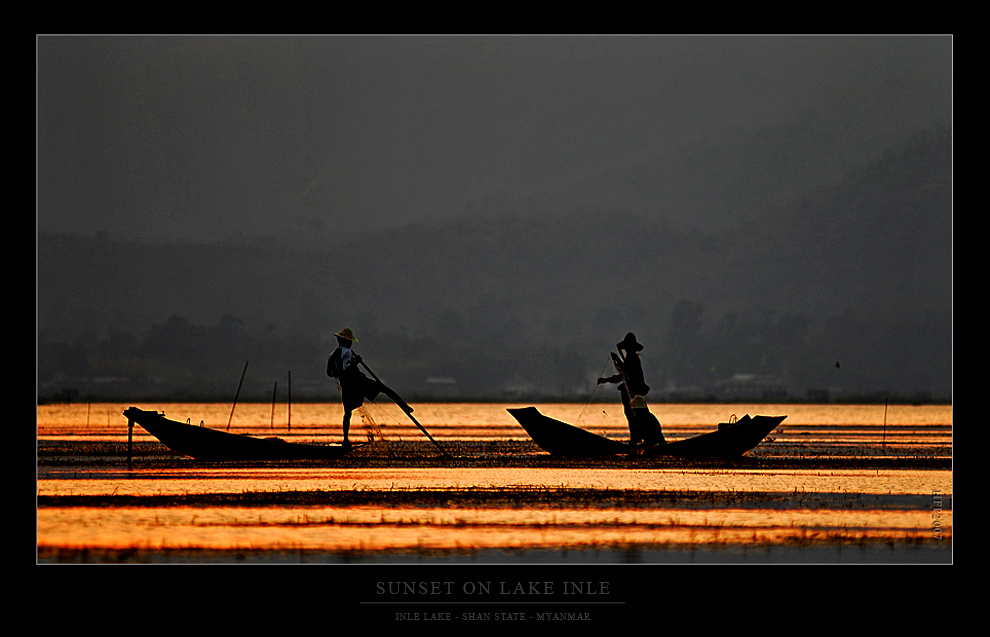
[{"x1": 37, "y1": 35, "x2": 951, "y2": 244}]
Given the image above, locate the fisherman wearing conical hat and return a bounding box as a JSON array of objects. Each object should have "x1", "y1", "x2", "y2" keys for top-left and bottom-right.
[
  {"x1": 597, "y1": 333, "x2": 659, "y2": 446},
  {"x1": 327, "y1": 328, "x2": 382, "y2": 448},
  {"x1": 597, "y1": 333, "x2": 651, "y2": 397}
]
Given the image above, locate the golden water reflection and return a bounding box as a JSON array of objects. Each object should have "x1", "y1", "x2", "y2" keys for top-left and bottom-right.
[
  {"x1": 38, "y1": 466, "x2": 951, "y2": 554},
  {"x1": 38, "y1": 505, "x2": 948, "y2": 552},
  {"x1": 37, "y1": 402, "x2": 953, "y2": 444},
  {"x1": 37, "y1": 402, "x2": 952, "y2": 560},
  {"x1": 37, "y1": 467, "x2": 952, "y2": 497}
]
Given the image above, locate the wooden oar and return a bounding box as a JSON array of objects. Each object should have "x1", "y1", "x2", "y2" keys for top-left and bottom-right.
[{"x1": 359, "y1": 360, "x2": 451, "y2": 458}]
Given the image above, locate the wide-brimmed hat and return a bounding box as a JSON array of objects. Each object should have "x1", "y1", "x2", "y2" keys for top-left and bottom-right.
[
  {"x1": 617, "y1": 332, "x2": 644, "y2": 352},
  {"x1": 334, "y1": 328, "x2": 358, "y2": 342}
]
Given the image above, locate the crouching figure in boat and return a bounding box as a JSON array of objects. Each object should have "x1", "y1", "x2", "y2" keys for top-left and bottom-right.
[{"x1": 629, "y1": 394, "x2": 666, "y2": 452}]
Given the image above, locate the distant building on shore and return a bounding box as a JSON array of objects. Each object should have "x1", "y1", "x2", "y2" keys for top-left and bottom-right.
[
  {"x1": 424, "y1": 377, "x2": 458, "y2": 398},
  {"x1": 712, "y1": 373, "x2": 789, "y2": 401}
]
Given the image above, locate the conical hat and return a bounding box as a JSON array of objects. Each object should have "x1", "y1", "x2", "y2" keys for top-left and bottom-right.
[
  {"x1": 617, "y1": 332, "x2": 644, "y2": 352},
  {"x1": 334, "y1": 328, "x2": 357, "y2": 342}
]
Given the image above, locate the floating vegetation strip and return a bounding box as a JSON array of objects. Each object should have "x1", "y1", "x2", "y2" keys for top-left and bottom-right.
[{"x1": 36, "y1": 487, "x2": 945, "y2": 511}]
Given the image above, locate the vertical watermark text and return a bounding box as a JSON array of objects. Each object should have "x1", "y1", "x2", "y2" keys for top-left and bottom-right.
[{"x1": 931, "y1": 490, "x2": 944, "y2": 540}]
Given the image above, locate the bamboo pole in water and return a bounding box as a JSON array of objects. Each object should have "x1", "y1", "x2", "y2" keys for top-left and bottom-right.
[
  {"x1": 227, "y1": 361, "x2": 249, "y2": 431},
  {"x1": 882, "y1": 398, "x2": 889, "y2": 451},
  {"x1": 270, "y1": 381, "x2": 278, "y2": 429},
  {"x1": 287, "y1": 370, "x2": 292, "y2": 431}
]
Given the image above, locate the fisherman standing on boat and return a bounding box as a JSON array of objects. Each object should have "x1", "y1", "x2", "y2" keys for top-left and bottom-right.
[
  {"x1": 327, "y1": 328, "x2": 400, "y2": 448},
  {"x1": 597, "y1": 332, "x2": 663, "y2": 446}
]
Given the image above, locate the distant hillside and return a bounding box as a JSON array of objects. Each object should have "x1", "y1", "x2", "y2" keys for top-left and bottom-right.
[{"x1": 37, "y1": 126, "x2": 951, "y2": 400}]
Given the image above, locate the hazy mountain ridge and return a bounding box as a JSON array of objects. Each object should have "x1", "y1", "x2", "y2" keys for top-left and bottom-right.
[{"x1": 37, "y1": 125, "x2": 951, "y2": 400}]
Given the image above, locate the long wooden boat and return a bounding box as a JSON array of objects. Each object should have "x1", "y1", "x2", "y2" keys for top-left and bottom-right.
[
  {"x1": 123, "y1": 407, "x2": 358, "y2": 461},
  {"x1": 507, "y1": 406, "x2": 785, "y2": 458}
]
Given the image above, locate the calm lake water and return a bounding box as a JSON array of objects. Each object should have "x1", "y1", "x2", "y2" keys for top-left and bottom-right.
[{"x1": 36, "y1": 401, "x2": 952, "y2": 564}]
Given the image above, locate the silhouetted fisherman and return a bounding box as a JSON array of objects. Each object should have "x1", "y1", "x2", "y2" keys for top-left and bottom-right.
[
  {"x1": 597, "y1": 332, "x2": 659, "y2": 445},
  {"x1": 327, "y1": 328, "x2": 405, "y2": 448}
]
